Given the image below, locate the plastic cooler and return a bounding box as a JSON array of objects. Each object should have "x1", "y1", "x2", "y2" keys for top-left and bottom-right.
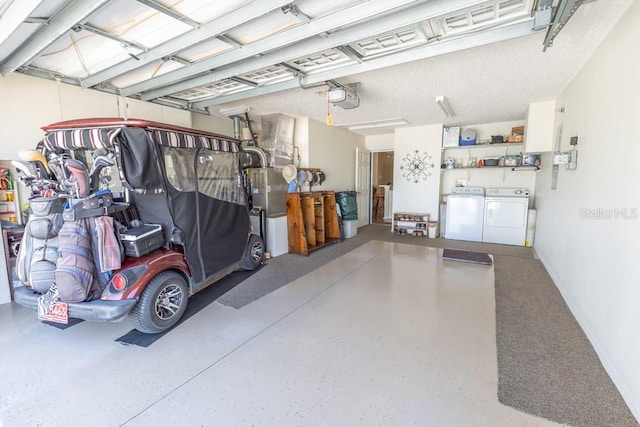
[{"x1": 119, "y1": 224, "x2": 164, "y2": 257}]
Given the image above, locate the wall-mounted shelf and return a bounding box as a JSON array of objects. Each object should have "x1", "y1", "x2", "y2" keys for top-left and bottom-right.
[
  {"x1": 442, "y1": 142, "x2": 523, "y2": 151},
  {"x1": 439, "y1": 121, "x2": 536, "y2": 210},
  {"x1": 442, "y1": 165, "x2": 538, "y2": 171},
  {"x1": 511, "y1": 165, "x2": 540, "y2": 171}
]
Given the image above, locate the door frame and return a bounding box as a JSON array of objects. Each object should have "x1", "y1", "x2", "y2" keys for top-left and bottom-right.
[
  {"x1": 355, "y1": 147, "x2": 372, "y2": 227},
  {"x1": 370, "y1": 149, "x2": 395, "y2": 223}
]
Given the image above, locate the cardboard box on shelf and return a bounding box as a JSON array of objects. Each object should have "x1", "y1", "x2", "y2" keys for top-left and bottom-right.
[
  {"x1": 508, "y1": 135, "x2": 524, "y2": 143},
  {"x1": 511, "y1": 126, "x2": 525, "y2": 135}
]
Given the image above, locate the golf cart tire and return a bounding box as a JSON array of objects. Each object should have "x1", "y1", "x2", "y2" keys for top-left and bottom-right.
[
  {"x1": 129, "y1": 271, "x2": 188, "y2": 334},
  {"x1": 240, "y1": 234, "x2": 264, "y2": 271}
]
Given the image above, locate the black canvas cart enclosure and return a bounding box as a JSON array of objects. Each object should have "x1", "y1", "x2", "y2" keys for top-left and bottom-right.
[
  {"x1": 41, "y1": 120, "x2": 251, "y2": 290},
  {"x1": 117, "y1": 127, "x2": 250, "y2": 284}
]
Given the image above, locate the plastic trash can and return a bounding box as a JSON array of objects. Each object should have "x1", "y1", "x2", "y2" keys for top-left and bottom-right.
[
  {"x1": 428, "y1": 221, "x2": 438, "y2": 238},
  {"x1": 342, "y1": 219, "x2": 358, "y2": 238}
]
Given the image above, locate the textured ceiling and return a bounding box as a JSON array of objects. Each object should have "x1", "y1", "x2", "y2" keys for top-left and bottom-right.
[
  {"x1": 0, "y1": 0, "x2": 634, "y2": 135},
  {"x1": 212, "y1": 0, "x2": 634, "y2": 135}
]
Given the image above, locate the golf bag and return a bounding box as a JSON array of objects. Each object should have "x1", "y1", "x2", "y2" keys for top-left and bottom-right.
[
  {"x1": 15, "y1": 197, "x2": 65, "y2": 293},
  {"x1": 54, "y1": 216, "x2": 101, "y2": 303}
]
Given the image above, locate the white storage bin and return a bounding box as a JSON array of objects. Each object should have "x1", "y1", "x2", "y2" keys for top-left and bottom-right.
[
  {"x1": 266, "y1": 215, "x2": 288, "y2": 257},
  {"x1": 342, "y1": 219, "x2": 358, "y2": 239}
]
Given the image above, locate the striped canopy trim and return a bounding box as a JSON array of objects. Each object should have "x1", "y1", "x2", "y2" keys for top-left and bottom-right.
[
  {"x1": 43, "y1": 127, "x2": 240, "y2": 153},
  {"x1": 43, "y1": 128, "x2": 121, "y2": 150},
  {"x1": 150, "y1": 129, "x2": 240, "y2": 152}
]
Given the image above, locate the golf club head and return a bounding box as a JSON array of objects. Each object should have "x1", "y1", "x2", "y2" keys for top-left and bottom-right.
[
  {"x1": 47, "y1": 152, "x2": 70, "y2": 182},
  {"x1": 34, "y1": 160, "x2": 56, "y2": 180},
  {"x1": 11, "y1": 160, "x2": 37, "y2": 179},
  {"x1": 19, "y1": 149, "x2": 53, "y2": 176},
  {"x1": 93, "y1": 148, "x2": 109, "y2": 157},
  {"x1": 89, "y1": 154, "x2": 115, "y2": 192},
  {"x1": 64, "y1": 158, "x2": 90, "y2": 198}
]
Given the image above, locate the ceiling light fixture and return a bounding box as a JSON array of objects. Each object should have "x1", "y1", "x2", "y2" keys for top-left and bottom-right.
[
  {"x1": 340, "y1": 117, "x2": 409, "y2": 131},
  {"x1": 219, "y1": 105, "x2": 250, "y2": 117},
  {"x1": 435, "y1": 95, "x2": 454, "y2": 117}
]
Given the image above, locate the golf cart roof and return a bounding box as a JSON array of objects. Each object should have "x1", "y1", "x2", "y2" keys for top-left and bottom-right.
[
  {"x1": 42, "y1": 118, "x2": 233, "y2": 140},
  {"x1": 41, "y1": 118, "x2": 241, "y2": 153}
]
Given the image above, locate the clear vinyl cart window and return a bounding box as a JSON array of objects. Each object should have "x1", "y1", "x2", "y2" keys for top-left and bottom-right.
[
  {"x1": 163, "y1": 147, "x2": 196, "y2": 192},
  {"x1": 197, "y1": 150, "x2": 245, "y2": 205}
]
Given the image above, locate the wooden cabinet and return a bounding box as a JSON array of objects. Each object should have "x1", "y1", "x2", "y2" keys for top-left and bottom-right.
[
  {"x1": 524, "y1": 100, "x2": 556, "y2": 153},
  {"x1": 286, "y1": 191, "x2": 341, "y2": 255}
]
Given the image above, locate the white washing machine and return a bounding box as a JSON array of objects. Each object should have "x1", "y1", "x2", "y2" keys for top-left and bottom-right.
[
  {"x1": 483, "y1": 188, "x2": 529, "y2": 246},
  {"x1": 445, "y1": 187, "x2": 485, "y2": 242}
]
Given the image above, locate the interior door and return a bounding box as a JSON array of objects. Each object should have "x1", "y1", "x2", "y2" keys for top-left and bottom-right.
[{"x1": 355, "y1": 147, "x2": 371, "y2": 227}]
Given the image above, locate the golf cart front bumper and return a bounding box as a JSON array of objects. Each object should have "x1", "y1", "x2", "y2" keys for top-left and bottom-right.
[{"x1": 13, "y1": 287, "x2": 138, "y2": 322}]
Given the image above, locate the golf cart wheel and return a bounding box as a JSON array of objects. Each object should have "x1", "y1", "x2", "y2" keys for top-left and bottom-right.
[
  {"x1": 240, "y1": 234, "x2": 264, "y2": 271},
  {"x1": 129, "y1": 271, "x2": 188, "y2": 334}
]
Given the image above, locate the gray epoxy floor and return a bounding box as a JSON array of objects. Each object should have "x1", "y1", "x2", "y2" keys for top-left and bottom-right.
[{"x1": 0, "y1": 241, "x2": 561, "y2": 426}]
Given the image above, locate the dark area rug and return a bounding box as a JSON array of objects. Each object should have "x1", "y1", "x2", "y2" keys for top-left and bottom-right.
[
  {"x1": 493, "y1": 255, "x2": 636, "y2": 426},
  {"x1": 442, "y1": 248, "x2": 492, "y2": 265},
  {"x1": 116, "y1": 267, "x2": 260, "y2": 347}
]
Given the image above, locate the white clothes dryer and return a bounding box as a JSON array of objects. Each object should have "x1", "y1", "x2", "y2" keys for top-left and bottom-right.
[{"x1": 482, "y1": 188, "x2": 529, "y2": 246}]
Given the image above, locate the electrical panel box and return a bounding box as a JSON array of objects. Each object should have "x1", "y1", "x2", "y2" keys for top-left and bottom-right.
[{"x1": 552, "y1": 151, "x2": 570, "y2": 165}]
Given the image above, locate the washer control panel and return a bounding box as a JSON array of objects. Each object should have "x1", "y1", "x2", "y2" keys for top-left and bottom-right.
[{"x1": 451, "y1": 186, "x2": 485, "y2": 196}]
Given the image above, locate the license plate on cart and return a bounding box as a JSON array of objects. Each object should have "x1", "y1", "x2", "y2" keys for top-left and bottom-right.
[{"x1": 38, "y1": 302, "x2": 69, "y2": 324}]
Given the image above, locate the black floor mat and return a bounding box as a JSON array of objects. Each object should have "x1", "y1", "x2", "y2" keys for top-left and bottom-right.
[
  {"x1": 115, "y1": 267, "x2": 261, "y2": 348},
  {"x1": 42, "y1": 318, "x2": 84, "y2": 329},
  {"x1": 442, "y1": 248, "x2": 492, "y2": 265}
]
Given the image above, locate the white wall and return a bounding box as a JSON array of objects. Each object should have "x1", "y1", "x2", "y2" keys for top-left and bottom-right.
[
  {"x1": 0, "y1": 73, "x2": 191, "y2": 160},
  {"x1": 293, "y1": 116, "x2": 309, "y2": 168},
  {"x1": 191, "y1": 112, "x2": 234, "y2": 137},
  {"x1": 534, "y1": 1, "x2": 640, "y2": 418},
  {"x1": 393, "y1": 125, "x2": 443, "y2": 220},
  {"x1": 308, "y1": 118, "x2": 364, "y2": 191},
  {"x1": 365, "y1": 133, "x2": 394, "y2": 151}
]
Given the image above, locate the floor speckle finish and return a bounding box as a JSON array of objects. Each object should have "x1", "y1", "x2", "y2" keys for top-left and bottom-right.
[{"x1": 0, "y1": 241, "x2": 560, "y2": 426}]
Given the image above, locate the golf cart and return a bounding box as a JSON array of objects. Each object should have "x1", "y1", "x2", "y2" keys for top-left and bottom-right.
[{"x1": 13, "y1": 118, "x2": 264, "y2": 333}]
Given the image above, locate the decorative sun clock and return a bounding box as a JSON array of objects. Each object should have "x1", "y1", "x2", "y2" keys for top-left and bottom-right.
[{"x1": 400, "y1": 150, "x2": 435, "y2": 183}]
